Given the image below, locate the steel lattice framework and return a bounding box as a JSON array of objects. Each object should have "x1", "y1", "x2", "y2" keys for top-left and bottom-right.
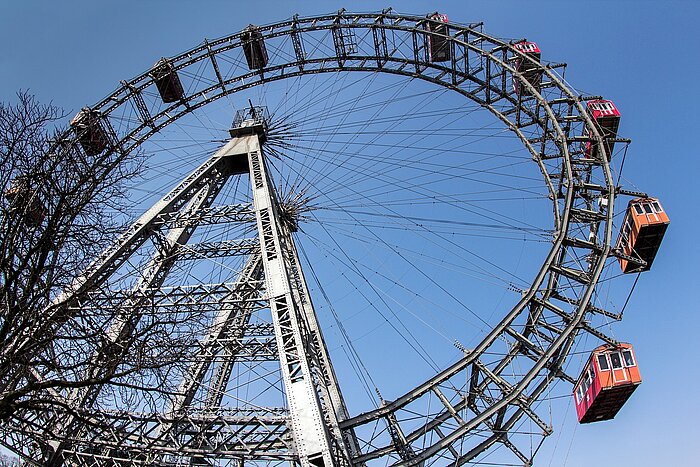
[{"x1": 1, "y1": 9, "x2": 650, "y2": 467}]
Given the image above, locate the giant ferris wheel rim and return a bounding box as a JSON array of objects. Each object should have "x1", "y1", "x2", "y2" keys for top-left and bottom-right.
[{"x1": 44, "y1": 8, "x2": 623, "y2": 465}]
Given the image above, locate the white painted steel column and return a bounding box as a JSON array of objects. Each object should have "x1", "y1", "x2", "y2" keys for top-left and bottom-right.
[{"x1": 244, "y1": 135, "x2": 335, "y2": 467}]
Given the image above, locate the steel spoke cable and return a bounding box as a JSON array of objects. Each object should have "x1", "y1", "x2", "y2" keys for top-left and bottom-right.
[
  {"x1": 284, "y1": 69, "x2": 368, "y2": 192},
  {"x1": 273, "y1": 144, "x2": 549, "y2": 266},
  {"x1": 323, "y1": 162, "x2": 545, "y2": 213},
  {"x1": 274, "y1": 142, "x2": 545, "y2": 217},
  {"x1": 270, "y1": 93, "x2": 504, "y2": 197},
  {"x1": 301, "y1": 72, "x2": 397, "y2": 191},
  {"x1": 305, "y1": 222, "x2": 496, "y2": 324},
  {"x1": 270, "y1": 70, "x2": 405, "y2": 128},
  {"x1": 300, "y1": 133, "x2": 521, "y2": 193},
  {"x1": 269, "y1": 148, "x2": 527, "y2": 286},
  {"x1": 269, "y1": 146, "x2": 535, "y2": 290},
  {"x1": 285, "y1": 86, "x2": 473, "y2": 132},
  {"x1": 313, "y1": 215, "x2": 549, "y2": 243},
  {"x1": 325, "y1": 226, "x2": 543, "y2": 249},
  {"x1": 276, "y1": 123, "x2": 544, "y2": 209},
  {"x1": 297, "y1": 240, "x2": 380, "y2": 408},
  {"x1": 305, "y1": 186, "x2": 507, "y2": 328},
  {"x1": 329, "y1": 192, "x2": 546, "y2": 207},
  {"x1": 274, "y1": 141, "x2": 539, "y2": 194},
  {"x1": 290, "y1": 98, "x2": 484, "y2": 128},
  {"x1": 270, "y1": 73, "x2": 440, "y2": 192},
  {"x1": 289, "y1": 106, "x2": 504, "y2": 134},
  {"x1": 299, "y1": 82, "x2": 455, "y2": 192},
  {"x1": 305, "y1": 211, "x2": 441, "y2": 371},
  {"x1": 280, "y1": 129, "x2": 509, "y2": 170},
  {"x1": 280, "y1": 137, "x2": 530, "y2": 170},
  {"x1": 316, "y1": 208, "x2": 550, "y2": 238}
]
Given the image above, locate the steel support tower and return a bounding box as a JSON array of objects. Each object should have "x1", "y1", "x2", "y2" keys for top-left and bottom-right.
[
  {"x1": 226, "y1": 109, "x2": 356, "y2": 467},
  {"x1": 37, "y1": 107, "x2": 358, "y2": 466}
]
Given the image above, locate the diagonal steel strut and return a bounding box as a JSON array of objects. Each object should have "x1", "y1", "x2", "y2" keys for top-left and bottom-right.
[{"x1": 244, "y1": 134, "x2": 355, "y2": 467}]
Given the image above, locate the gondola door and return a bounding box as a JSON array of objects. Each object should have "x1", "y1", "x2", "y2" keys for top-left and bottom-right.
[{"x1": 609, "y1": 351, "x2": 629, "y2": 384}]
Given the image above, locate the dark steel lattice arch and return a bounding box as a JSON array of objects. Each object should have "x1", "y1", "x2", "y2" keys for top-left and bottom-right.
[{"x1": 2, "y1": 9, "x2": 648, "y2": 466}]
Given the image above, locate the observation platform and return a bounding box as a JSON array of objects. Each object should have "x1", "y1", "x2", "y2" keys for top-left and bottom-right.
[{"x1": 229, "y1": 105, "x2": 269, "y2": 144}]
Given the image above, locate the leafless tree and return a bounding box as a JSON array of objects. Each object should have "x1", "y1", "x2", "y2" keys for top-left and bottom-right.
[
  {"x1": 0, "y1": 92, "x2": 207, "y2": 462},
  {"x1": 0, "y1": 453, "x2": 19, "y2": 467}
]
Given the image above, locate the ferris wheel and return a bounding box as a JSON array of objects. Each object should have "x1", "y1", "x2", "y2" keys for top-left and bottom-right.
[{"x1": 1, "y1": 9, "x2": 668, "y2": 466}]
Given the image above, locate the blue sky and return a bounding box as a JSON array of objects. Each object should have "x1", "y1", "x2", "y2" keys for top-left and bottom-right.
[{"x1": 2, "y1": 1, "x2": 699, "y2": 465}]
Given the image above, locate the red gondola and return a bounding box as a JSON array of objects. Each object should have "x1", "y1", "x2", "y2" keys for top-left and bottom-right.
[
  {"x1": 150, "y1": 58, "x2": 185, "y2": 103},
  {"x1": 70, "y1": 109, "x2": 109, "y2": 156},
  {"x1": 513, "y1": 41, "x2": 542, "y2": 95},
  {"x1": 574, "y1": 343, "x2": 641, "y2": 424},
  {"x1": 4, "y1": 178, "x2": 46, "y2": 226},
  {"x1": 585, "y1": 99, "x2": 620, "y2": 159},
  {"x1": 241, "y1": 25, "x2": 269, "y2": 70},
  {"x1": 426, "y1": 13, "x2": 450, "y2": 62},
  {"x1": 617, "y1": 197, "x2": 669, "y2": 273}
]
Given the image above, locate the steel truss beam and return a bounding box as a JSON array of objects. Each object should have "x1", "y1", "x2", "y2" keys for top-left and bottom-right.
[
  {"x1": 246, "y1": 136, "x2": 354, "y2": 467},
  {"x1": 59, "y1": 408, "x2": 293, "y2": 464},
  {"x1": 156, "y1": 203, "x2": 255, "y2": 228},
  {"x1": 13, "y1": 141, "x2": 269, "y2": 464},
  {"x1": 72, "y1": 281, "x2": 266, "y2": 313},
  {"x1": 43, "y1": 146, "x2": 237, "y2": 463}
]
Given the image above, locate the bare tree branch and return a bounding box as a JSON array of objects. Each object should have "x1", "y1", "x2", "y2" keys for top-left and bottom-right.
[{"x1": 0, "y1": 91, "x2": 209, "y2": 463}]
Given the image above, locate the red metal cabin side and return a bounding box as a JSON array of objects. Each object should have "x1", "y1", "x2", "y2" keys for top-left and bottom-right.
[
  {"x1": 574, "y1": 343, "x2": 641, "y2": 424},
  {"x1": 150, "y1": 58, "x2": 185, "y2": 103},
  {"x1": 241, "y1": 25, "x2": 269, "y2": 70},
  {"x1": 585, "y1": 99, "x2": 621, "y2": 159},
  {"x1": 70, "y1": 109, "x2": 110, "y2": 156},
  {"x1": 426, "y1": 13, "x2": 450, "y2": 63},
  {"x1": 617, "y1": 198, "x2": 669, "y2": 273},
  {"x1": 513, "y1": 41, "x2": 542, "y2": 95},
  {"x1": 4, "y1": 178, "x2": 46, "y2": 226}
]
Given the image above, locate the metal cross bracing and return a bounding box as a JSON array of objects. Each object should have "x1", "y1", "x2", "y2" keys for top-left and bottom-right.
[
  {"x1": 0, "y1": 9, "x2": 649, "y2": 466},
  {"x1": 11, "y1": 116, "x2": 361, "y2": 466},
  {"x1": 36, "y1": 141, "x2": 267, "y2": 464}
]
